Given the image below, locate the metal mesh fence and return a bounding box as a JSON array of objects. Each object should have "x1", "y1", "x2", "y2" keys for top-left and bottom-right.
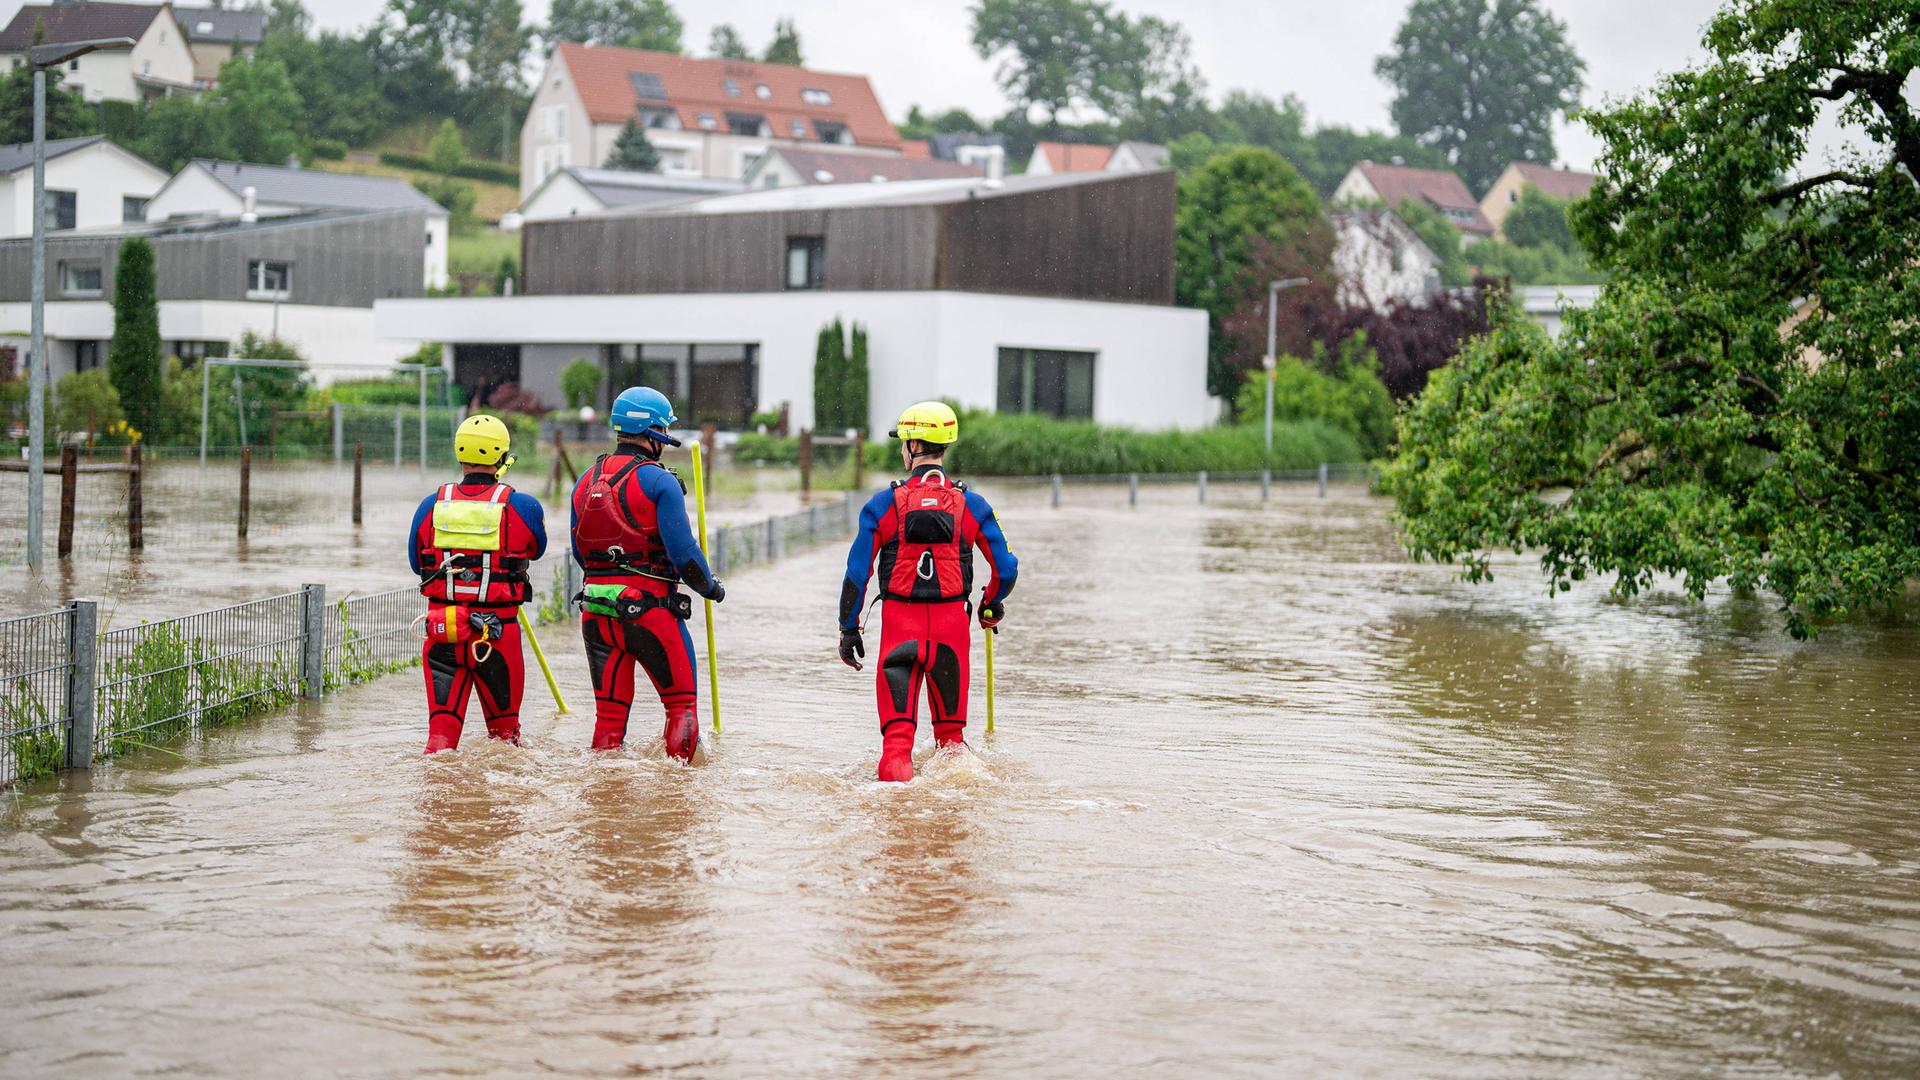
[
  {"x1": 711, "y1": 493, "x2": 858, "y2": 577},
  {"x1": 326, "y1": 586, "x2": 424, "y2": 687},
  {"x1": 94, "y1": 591, "x2": 306, "y2": 759},
  {"x1": 0, "y1": 608, "x2": 74, "y2": 786}
]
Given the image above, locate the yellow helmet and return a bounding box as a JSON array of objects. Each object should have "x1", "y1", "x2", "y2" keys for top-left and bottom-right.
[
  {"x1": 888, "y1": 400, "x2": 959, "y2": 445},
  {"x1": 454, "y1": 414, "x2": 512, "y2": 466}
]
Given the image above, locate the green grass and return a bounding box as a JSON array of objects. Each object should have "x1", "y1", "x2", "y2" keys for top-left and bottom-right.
[{"x1": 450, "y1": 227, "x2": 520, "y2": 276}]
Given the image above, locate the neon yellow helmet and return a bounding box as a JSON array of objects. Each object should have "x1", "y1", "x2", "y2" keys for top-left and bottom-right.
[
  {"x1": 889, "y1": 400, "x2": 959, "y2": 445},
  {"x1": 454, "y1": 414, "x2": 512, "y2": 466}
]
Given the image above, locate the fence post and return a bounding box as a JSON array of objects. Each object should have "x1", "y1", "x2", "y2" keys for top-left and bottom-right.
[
  {"x1": 1260, "y1": 468, "x2": 1270, "y2": 501},
  {"x1": 352, "y1": 443, "x2": 364, "y2": 525},
  {"x1": 564, "y1": 551, "x2": 580, "y2": 613},
  {"x1": 798, "y1": 428, "x2": 813, "y2": 501},
  {"x1": 809, "y1": 504, "x2": 819, "y2": 543},
  {"x1": 1197, "y1": 469, "x2": 1207, "y2": 503},
  {"x1": 65, "y1": 599, "x2": 97, "y2": 771},
  {"x1": 714, "y1": 525, "x2": 728, "y2": 576},
  {"x1": 238, "y1": 446, "x2": 251, "y2": 538},
  {"x1": 766, "y1": 515, "x2": 781, "y2": 561},
  {"x1": 331, "y1": 403, "x2": 343, "y2": 464},
  {"x1": 127, "y1": 440, "x2": 144, "y2": 551},
  {"x1": 1129, "y1": 472, "x2": 1138, "y2": 507},
  {"x1": 853, "y1": 428, "x2": 866, "y2": 491},
  {"x1": 300, "y1": 583, "x2": 326, "y2": 699},
  {"x1": 1318, "y1": 462, "x2": 1328, "y2": 498},
  {"x1": 1051, "y1": 473, "x2": 1062, "y2": 508},
  {"x1": 393, "y1": 407, "x2": 403, "y2": 467},
  {"x1": 57, "y1": 444, "x2": 77, "y2": 558}
]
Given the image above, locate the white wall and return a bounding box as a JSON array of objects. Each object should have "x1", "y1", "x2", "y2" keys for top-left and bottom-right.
[
  {"x1": 521, "y1": 54, "x2": 590, "y2": 195},
  {"x1": 130, "y1": 10, "x2": 196, "y2": 91},
  {"x1": 375, "y1": 291, "x2": 1213, "y2": 432},
  {"x1": 424, "y1": 216, "x2": 449, "y2": 289},
  {"x1": 144, "y1": 164, "x2": 244, "y2": 221},
  {"x1": 1330, "y1": 168, "x2": 1379, "y2": 207},
  {"x1": 67, "y1": 50, "x2": 135, "y2": 104},
  {"x1": 1333, "y1": 213, "x2": 1441, "y2": 310},
  {"x1": 0, "y1": 300, "x2": 423, "y2": 381},
  {"x1": 2, "y1": 143, "x2": 171, "y2": 237},
  {"x1": 520, "y1": 173, "x2": 603, "y2": 221}
]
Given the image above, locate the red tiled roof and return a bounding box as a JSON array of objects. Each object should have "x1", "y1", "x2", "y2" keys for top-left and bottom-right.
[
  {"x1": 1511, "y1": 162, "x2": 1598, "y2": 202},
  {"x1": 899, "y1": 139, "x2": 931, "y2": 160},
  {"x1": 768, "y1": 146, "x2": 981, "y2": 185},
  {"x1": 0, "y1": 2, "x2": 162, "y2": 51},
  {"x1": 555, "y1": 42, "x2": 900, "y2": 149},
  {"x1": 1037, "y1": 141, "x2": 1112, "y2": 172},
  {"x1": 1355, "y1": 162, "x2": 1493, "y2": 235}
]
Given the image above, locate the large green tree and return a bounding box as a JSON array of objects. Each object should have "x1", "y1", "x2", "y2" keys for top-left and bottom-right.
[
  {"x1": 970, "y1": 0, "x2": 1137, "y2": 126},
  {"x1": 211, "y1": 55, "x2": 306, "y2": 164},
  {"x1": 707, "y1": 23, "x2": 751, "y2": 59},
  {"x1": 1385, "y1": 0, "x2": 1920, "y2": 638},
  {"x1": 1173, "y1": 146, "x2": 1334, "y2": 403},
  {"x1": 0, "y1": 51, "x2": 93, "y2": 144},
  {"x1": 107, "y1": 239, "x2": 161, "y2": 433},
  {"x1": 763, "y1": 18, "x2": 803, "y2": 66},
  {"x1": 604, "y1": 116, "x2": 659, "y2": 171},
  {"x1": 1375, "y1": 0, "x2": 1584, "y2": 193},
  {"x1": 546, "y1": 0, "x2": 681, "y2": 51}
]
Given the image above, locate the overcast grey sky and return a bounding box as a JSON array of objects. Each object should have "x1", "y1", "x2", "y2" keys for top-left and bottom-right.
[{"x1": 294, "y1": 1, "x2": 1771, "y2": 171}]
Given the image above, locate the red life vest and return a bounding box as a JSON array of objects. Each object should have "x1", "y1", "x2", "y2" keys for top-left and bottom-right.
[
  {"x1": 878, "y1": 471, "x2": 973, "y2": 602},
  {"x1": 573, "y1": 453, "x2": 676, "y2": 580},
  {"x1": 418, "y1": 481, "x2": 531, "y2": 606}
]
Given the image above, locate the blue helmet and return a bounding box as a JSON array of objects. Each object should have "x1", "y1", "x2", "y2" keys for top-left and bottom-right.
[{"x1": 611, "y1": 386, "x2": 682, "y2": 446}]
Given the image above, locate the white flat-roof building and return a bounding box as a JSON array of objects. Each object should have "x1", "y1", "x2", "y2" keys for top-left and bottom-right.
[{"x1": 380, "y1": 169, "x2": 1211, "y2": 432}]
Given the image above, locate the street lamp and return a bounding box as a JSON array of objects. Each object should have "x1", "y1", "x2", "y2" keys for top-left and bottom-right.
[
  {"x1": 23, "y1": 37, "x2": 133, "y2": 569},
  {"x1": 1264, "y1": 277, "x2": 1310, "y2": 453}
]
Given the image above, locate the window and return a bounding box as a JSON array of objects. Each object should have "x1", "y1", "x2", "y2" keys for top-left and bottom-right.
[
  {"x1": 542, "y1": 104, "x2": 568, "y2": 140},
  {"x1": 172, "y1": 340, "x2": 228, "y2": 369},
  {"x1": 726, "y1": 112, "x2": 767, "y2": 136},
  {"x1": 722, "y1": 79, "x2": 740, "y2": 97},
  {"x1": 657, "y1": 147, "x2": 693, "y2": 174},
  {"x1": 785, "y1": 236, "x2": 824, "y2": 290},
  {"x1": 43, "y1": 189, "x2": 76, "y2": 230},
  {"x1": 68, "y1": 59, "x2": 79, "y2": 72},
  {"x1": 122, "y1": 195, "x2": 147, "y2": 222},
  {"x1": 247, "y1": 259, "x2": 291, "y2": 300},
  {"x1": 629, "y1": 72, "x2": 668, "y2": 99},
  {"x1": 59, "y1": 261, "x2": 102, "y2": 296},
  {"x1": 997, "y1": 348, "x2": 1095, "y2": 419},
  {"x1": 73, "y1": 340, "x2": 103, "y2": 372},
  {"x1": 695, "y1": 112, "x2": 717, "y2": 130},
  {"x1": 814, "y1": 120, "x2": 851, "y2": 145},
  {"x1": 612, "y1": 343, "x2": 760, "y2": 428},
  {"x1": 637, "y1": 107, "x2": 678, "y2": 129},
  {"x1": 754, "y1": 83, "x2": 771, "y2": 100},
  {"x1": 535, "y1": 143, "x2": 570, "y2": 181},
  {"x1": 787, "y1": 119, "x2": 807, "y2": 138},
  {"x1": 801, "y1": 88, "x2": 832, "y2": 106},
  {"x1": 196, "y1": 21, "x2": 213, "y2": 34},
  {"x1": 738, "y1": 151, "x2": 763, "y2": 177}
]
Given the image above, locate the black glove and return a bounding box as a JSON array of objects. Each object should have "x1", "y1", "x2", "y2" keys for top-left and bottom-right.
[
  {"x1": 979, "y1": 601, "x2": 1005, "y2": 632},
  {"x1": 839, "y1": 628, "x2": 864, "y2": 670},
  {"x1": 704, "y1": 579, "x2": 726, "y2": 604}
]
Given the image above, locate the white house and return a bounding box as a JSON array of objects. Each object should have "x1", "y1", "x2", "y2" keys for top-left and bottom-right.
[
  {"x1": 520, "y1": 42, "x2": 904, "y2": 194},
  {"x1": 1331, "y1": 209, "x2": 1444, "y2": 310},
  {"x1": 518, "y1": 166, "x2": 743, "y2": 222},
  {"x1": 1025, "y1": 141, "x2": 1112, "y2": 176},
  {"x1": 145, "y1": 160, "x2": 451, "y2": 289},
  {"x1": 0, "y1": 2, "x2": 197, "y2": 103},
  {"x1": 1107, "y1": 141, "x2": 1169, "y2": 172},
  {"x1": 1333, "y1": 161, "x2": 1494, "y2": 243},
  {"x1": 0, "y1": 135, "x2": 170, "y2": 237},
  {"x1": 741, "y1": 145, "x2": 982, "y2": 190},
  {"x1": 174, "y1": 4, "x2": 263, "y2": 87},
  {"x1": 378, "y1": 170, "x2": 1212, "y2": 433}
]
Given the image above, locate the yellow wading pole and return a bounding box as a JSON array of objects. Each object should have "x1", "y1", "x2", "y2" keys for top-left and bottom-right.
[
  {"x1": 984, "y1": 627, "x2": 996, "y2": 734},
  {"x1": 518, "y1": 613, "x2": 569, "y2": 713},
  {"x1": 689, "y1": 442, "x2": 722, "y2": 733}
]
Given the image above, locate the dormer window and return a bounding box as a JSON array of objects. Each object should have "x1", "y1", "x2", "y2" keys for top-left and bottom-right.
[
  {"x1": 196, "y1": 21, "x2": 213, "y2": 34},
  {"x1": 754, "y1": 83, "x2": 771, "y2": 100},
  {"x1": 723, "y1": 79, "x2": 740, "y2": 97},
  {"x1": 628, "y1": 72, "x2": 667, "y2": 100},
  {"x1": 814, "y1": 120, "x2": 851, "y2": 145},
  {"x1": 696, "y1": 112, "x2": 717, "y2": 130},
  {"x1": 727, "y1": 112, "x2": 768, "y2": 137},
  {"x1": 801, "y1": 88, "x2": 832, "y2": 106},
  {"x1": 787, "y1": 119, "x2": 806, "y2": 138}
]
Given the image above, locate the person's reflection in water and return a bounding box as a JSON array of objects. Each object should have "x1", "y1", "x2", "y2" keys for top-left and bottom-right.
[{"x1": 844, "y1": 774, "x2": 993, "y2": 1071}]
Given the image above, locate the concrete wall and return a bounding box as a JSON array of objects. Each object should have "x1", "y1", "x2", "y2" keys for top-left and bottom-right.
[
  {"x1": 1, "y1": 142, "x2": 171, "y2": 238},
  {"x1": 375, "y1": 290, "x2": 1213, "y2": 432}
]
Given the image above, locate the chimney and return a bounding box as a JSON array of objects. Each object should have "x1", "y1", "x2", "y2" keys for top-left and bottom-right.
[
  {"x1": 285, "y1": 153, "x2": 300, "y2": 169},
  {"x1": 983, "y1": 146, "x2": 1005, "y2": 189},
  {"x1": 240, "y1": 186, "x2": 257, "y2": 223}
]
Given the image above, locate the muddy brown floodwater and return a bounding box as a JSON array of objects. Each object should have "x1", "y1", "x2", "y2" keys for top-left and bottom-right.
[{"x1": 2, "y1": 480, "x2": 1917, "y2": 1077}]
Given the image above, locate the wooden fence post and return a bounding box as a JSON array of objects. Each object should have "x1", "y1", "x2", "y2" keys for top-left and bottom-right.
[
  {"x1": 57, "y1": 445, "x2": 77, "y2": 559},
  {"x1": 352, "y1": 442, "x2": 364, "y2": 525},
  {"x1": 798, "y1": 428, "x2": 813, "y2": 501},
  {"x1": 238, "y1": 446, "x2": 251, "y2": 538},
  {"x1": 127, "y1": 441, "x2": 143, "y2": 551}
]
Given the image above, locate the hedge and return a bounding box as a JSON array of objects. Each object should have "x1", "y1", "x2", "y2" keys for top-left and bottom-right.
[{"x1": 379, "y1": 151, "x2": 518, "y2": 186}]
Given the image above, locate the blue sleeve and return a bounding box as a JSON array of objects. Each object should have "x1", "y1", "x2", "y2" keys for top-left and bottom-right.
[
  {"x1": 839, "y1": 490, "x2": 892, "y2": 629},
  {"x1": 509, "y1": 492, "x2": 547, "y2": 560},
  {"x1": 568, "y1": 470, "x2": 588, "y2": 568},
  {"x1": 639, "y1": 466, "x2": 717, "y2": 593},
  {"x1": 406, "y1": 493, "x2": 436, "y2": 575},
  {"x1": 967, "y1": 491, "x2": 1018, "y2": 607}
]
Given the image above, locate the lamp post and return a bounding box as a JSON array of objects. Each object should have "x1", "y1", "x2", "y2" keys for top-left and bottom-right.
[
  {"x1": 1264, "y1": 277, "x2": 1310, "y2": 453},
  {"x1": 23, "y1": 37, "x2": 133, "y2": 569}
]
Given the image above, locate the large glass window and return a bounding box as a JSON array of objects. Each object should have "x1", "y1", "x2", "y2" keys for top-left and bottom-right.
[
  {"x1": 786, "y1": 236, "x2": 824, "y2": 290},
  {"x1": 171, "y1": 340, "x2": 229, "y2": 369},
  {"x1": 44, "y1": 189, "x2": 75, "y2": 230},
  {"x1": 247, "y1": 259, "x2": 291, "y2": 300},
  {"x1": 73, "y1": 340, "x2": 103, "y2": 372},
  {"x1": 997, "y1": 347, "x2": 1095, "y2": 419},
  {"x1": 122, "y1": 195, "x2": 147, "y2": 222},
  {"x1": 59, "y1": 261, "x2": 102, "y2": 296},
  {"x1": 611, "y1": 343, "x2": 760, "y2": 428}
]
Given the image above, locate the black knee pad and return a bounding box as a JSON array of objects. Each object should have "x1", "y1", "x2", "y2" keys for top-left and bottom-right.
[
  {"x1": 426, "y1": 642, "x2": 461, "y2": 703},
  {"x1": 623, "y1": 622, "x2": 677, "y2": 690},
  {"x1": 929, "y1": 643, "x2": 961, "y2": 715},
  {"x1": 882, "y1": 639, "x2": 920, "y2": 714},
  {"x1": 474, "y1": 648, "x2": 513, "y2": 710},
  {"x1": 582, "y1": 619, "x2": 615, "y2": 684}
]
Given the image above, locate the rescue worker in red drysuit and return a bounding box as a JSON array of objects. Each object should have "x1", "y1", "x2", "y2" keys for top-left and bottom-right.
[
  {"x1": 839, "y1": 401, "x2": 1018, "y2": 782},
  {"x1": 570, "y1": 386, "x2": 725, "y2": 760},
  {"x1": 407, "y1": 414, "x2": 548, "y2": 753}
]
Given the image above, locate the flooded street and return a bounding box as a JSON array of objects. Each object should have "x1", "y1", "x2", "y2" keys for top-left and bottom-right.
[{"x1": 2, "y1": 480, "x2": 1917, "y2": 1076}]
